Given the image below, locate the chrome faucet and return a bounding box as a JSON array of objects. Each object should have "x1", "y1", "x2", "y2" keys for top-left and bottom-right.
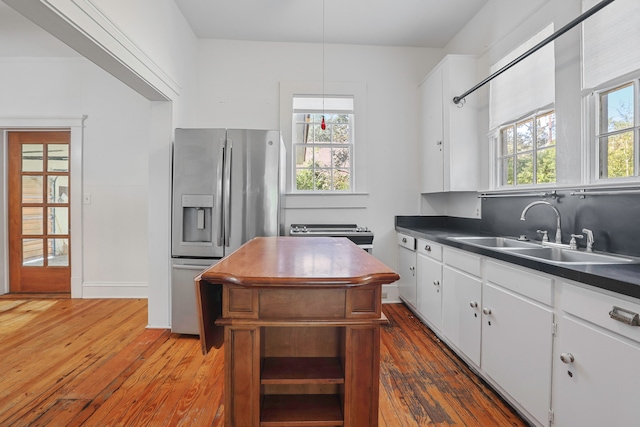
[
  {"x1": 520, "y1": 201, "x2": 562, "y2": 244},
  {"x1": 582, "y1": 228, "x2": 594, "y2": 252}
]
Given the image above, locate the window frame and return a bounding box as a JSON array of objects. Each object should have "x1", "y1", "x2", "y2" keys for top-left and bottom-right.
[
  {"x1": 590, "y1": 79, "x2": 640, "y2": 183},
  {"x1": 495, "y1": 109, "x2": 557, "y2": 188},
  {"x1": 279, "y1": 81, "x2": 367, "y2": 196},
  {"x1": 292, "y1": 97, "x2": 354, "y2": 193}
]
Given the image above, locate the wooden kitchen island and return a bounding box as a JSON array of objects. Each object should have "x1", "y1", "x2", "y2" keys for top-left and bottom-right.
[{"x1": 195, "y1": 236, "x2": 399, "y2": 427}]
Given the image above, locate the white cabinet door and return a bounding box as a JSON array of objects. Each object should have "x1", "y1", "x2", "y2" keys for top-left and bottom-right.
[
  {"x1": 420, "y1": 67, "x2": 444, "y2": 193},
  {"x1": 417, "y1": 252, "x2": 442, "y2": 331},
  {"x1": 442, "y1": 266, "x2": 481, "y2": 365},
  {"x1": 397, "y1": 245, "x2": 417, "y2": 309},
  {"x1": 554, "y1": 315, "x2": 640, "y2": 427},
  {"x1": 419, "y1": 55, "x2": 478, "y2": 193},
  {"x1": 481, "y1": 283, "x2": 553, "y2": 426}
]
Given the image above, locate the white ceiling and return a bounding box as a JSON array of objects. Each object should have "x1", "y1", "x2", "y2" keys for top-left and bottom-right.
[
  {"x1": 174, "y1": 0, "x2": 490, "y2": 47},
  {"x1": 0, "y1": 0, "x2": 490, "y2": 58}
]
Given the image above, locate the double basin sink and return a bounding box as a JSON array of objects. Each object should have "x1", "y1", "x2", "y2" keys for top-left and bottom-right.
[{"x1": 448, "y1": 236, "x2": 639, "y2": 265}]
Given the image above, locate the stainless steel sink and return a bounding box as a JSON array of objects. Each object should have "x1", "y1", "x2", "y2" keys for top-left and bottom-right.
[
  {"x1": 506, "y1": 247, "x2": 640, "y2": 265},
  {"x1": 449, "y1": 236, "x2": 540, "y2": 249},
  {"x1": 449, "y1": 235, "x2": 639, "y2": 265}
]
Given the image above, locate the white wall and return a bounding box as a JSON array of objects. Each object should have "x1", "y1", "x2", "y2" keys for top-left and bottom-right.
[
  {"x1": 194, "y1": 39, "x2": 441, "y2": 269},
  {"x1": 0, "y1": 58, "x2": 151, "y2": 297}
]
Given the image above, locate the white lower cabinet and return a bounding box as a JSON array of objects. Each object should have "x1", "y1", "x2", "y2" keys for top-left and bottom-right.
[
  {"x1": 553, "y1": 282, "x2": 640, "y2": 427},
  {"x1": 416, "y1": 239, "x2": 442, "y2": 331},
  {"x1": 483, "y1": 260, "x2": 554, "y2": 426},
  {"x1": 442, "y1": 247, "x2": 482, "y2": 366},
  {"x1": 396, "y1": 234, "x2": 640, "y2": 427}
]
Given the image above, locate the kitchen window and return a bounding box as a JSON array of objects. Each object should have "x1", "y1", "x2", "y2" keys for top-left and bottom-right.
[
  {"x1": 292, "y1": 95, "x2": 354, "y2": 192},
  {"x1": 498, "y1": 111, "x2": 556, "y2": 186},
  {"x1": 489, "y1": 24, "x2": 556, "y2": 188},
  {"x1": 594, "y1": 82, "x2": 638, "y2": 179}
]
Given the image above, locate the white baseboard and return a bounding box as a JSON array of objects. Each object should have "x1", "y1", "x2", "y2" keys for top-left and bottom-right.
[{"x1": 82, "y1": 282, "x2": 148, "y2": 299}]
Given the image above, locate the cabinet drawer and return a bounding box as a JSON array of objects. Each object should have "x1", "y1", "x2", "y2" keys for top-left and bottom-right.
[
  {"x1": 397, "y1": 233, "x2": 416, "y2": 250},
  {"x1": 485, "y1": 260, "x2": 553, "y2": 306},
  {"x1": 562, "y1": 282, "x2": 640, "y2": 343},
  {"x1": 443, "y1": 247, "x2": 481, "y2": 277},
  {"x1": 417, "y1": 239, "x2": 442, "y2": 261}
]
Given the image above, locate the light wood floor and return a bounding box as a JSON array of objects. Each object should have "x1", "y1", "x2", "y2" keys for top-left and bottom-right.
[{"x1": 0, "y1": 297, "x2": 527, "y2": 426}]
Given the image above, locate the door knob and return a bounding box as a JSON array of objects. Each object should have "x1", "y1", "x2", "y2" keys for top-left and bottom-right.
[
  {"x1": 469, "y1": 301, "x2": 478, "y2": 308},
  {"x1": 560, "y1": 353, "x2": 575, "y2": 364},
  {"x1": 482, "y1": 307, "x2": 492, "y2": 315}
]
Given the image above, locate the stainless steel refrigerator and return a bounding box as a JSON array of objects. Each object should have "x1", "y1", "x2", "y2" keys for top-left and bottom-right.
[{"x1": 170, "y1": 128, "x2": 285, "y2": 334}]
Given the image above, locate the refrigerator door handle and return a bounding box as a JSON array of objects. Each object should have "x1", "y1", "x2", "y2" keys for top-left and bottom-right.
[
  {"x1": 216, "y1": 141, "x2": 224, "y2": 247},
  {"x1": 223, "y1": 138, "x2": 232, "y2": 247}
]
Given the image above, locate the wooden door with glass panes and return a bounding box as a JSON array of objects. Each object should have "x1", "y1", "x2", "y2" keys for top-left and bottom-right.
[{"x1": 8, "y1": 131, "x2": 70, "y2": 293}]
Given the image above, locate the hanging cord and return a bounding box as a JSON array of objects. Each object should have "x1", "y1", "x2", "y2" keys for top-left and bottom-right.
[{"x1": 321, "y1": 0, "x2": 326, "y2": 129}]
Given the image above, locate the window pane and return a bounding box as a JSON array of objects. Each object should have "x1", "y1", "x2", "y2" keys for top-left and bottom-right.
[
  {"x1": 23, "y1": 239, "x2": 43, "y2": 266},
  {"x1": 295, "y1": 146, "x2": 312, "y2": 167},
  {"x1": 48, "y1": 176, "x2": 69, "y2": 203},
  {"x1": 22, "y1": 176, "x2": 43, "y2": 204},
  {"x1": 333, "y1": 170, "x2": 350, "y2": 190},
  {"x1": 537, "y1": 147, "x2": 556, "y2": 184},
  {"x1": 333, "y1": 147, "x2": 350, "y2": 168},
  {"x1": 333, "y1": 124, "x2": 349, "y2": 143},
  {"x1": 502, "y1": 158, "x2": 514, "y2": 186},
  {"x1": 600, "y1": 132, "x2": 634, "y2": 178},
  {"x1": 296, "y1": 169, "x2": 314, "y2": 190},
  {"x1": 516, "y1": 153, "x2": 533, "y2": 185},
  {"x1": 48, "y1": 238, "x2": 69, "y2": 266},
  {"x1": 516, "y1": 120, "x2": 534, "y2": 152},
  {"x1": 48, "y1": 207, "x2": 69, "y2": 235},
  {"x1": 48, "y1": 144, "x2": 69, "y2": 172},
  {"x1": 600, "y1": 84, "x2": 634, "y2": 134},
  {"x1": 501, "y1": 127, "x2": 514, "y2": 155},
  {"x1": 315, "y1": 169, "x2": 331, "y2": 190},
  {"x1": 23, "y1": 207, "x2": 43, "y2": 235},
  {"x1": 315, "y1": 124, "x2": 330, "y2": 142},
  {"x1": 315, "y1": 147, "x2": 332, "y2": 168},
  {"x1": 22, "y1": 144, "x2": 43, "y2": 172},
  {"x1": 537, "y1": 112, "x2": 556, "y2": 148}
]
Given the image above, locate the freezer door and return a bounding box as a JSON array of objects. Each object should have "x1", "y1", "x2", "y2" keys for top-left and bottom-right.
[
  {"x1": 172, "y1": 129, "x2": 226, "y2": 258},
  {"x1": 171, "y1": 258, "x2": 219, "y2": 335},
  {"x1": 224, "y1": 129, "x2": 283, "y2": 253}
]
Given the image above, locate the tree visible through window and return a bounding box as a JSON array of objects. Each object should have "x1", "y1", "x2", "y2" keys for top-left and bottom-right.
[
  {"x1": 292, "y1": 96, "x2": 353, "y2": 192},
  {"x1": 498, "y1": 111, "x2": 556, "y2": 186},
  {"x1": 597, "y1": 82, "x2": 636, "y2": 179}
]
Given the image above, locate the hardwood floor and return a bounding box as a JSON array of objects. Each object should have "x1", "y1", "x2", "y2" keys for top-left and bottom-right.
[{"x1": 0, "y1": 298, "x2": 527, "y2": 426}]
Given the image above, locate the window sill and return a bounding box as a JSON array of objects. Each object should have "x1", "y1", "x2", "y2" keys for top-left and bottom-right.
[{"x1": 284, "y1": 193, "x2": 369, "y2": 209}]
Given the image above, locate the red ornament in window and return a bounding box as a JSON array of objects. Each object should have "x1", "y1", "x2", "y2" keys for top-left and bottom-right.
[{"x1": 321, "y1": 115, "x2": 326, "y2": 130}]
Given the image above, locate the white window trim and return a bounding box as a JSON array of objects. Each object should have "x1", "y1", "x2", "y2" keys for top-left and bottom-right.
[
  {"x1": 280, "y1": 81, "x2": 367, "y2": 195},
  {"x1": 586, "y1": 76, "x2": 640, "y2": 184}
]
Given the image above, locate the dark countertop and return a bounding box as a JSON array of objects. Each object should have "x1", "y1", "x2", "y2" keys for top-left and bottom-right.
[{"x1": 395, "y1": 217, "x2": 640, "y2": 301}]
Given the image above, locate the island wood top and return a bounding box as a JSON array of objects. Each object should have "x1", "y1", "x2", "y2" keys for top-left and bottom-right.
[{"x1": 198, "y1": 236, "x2": 399, "y2": 288}]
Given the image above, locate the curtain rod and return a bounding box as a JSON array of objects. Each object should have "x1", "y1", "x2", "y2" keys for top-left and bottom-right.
[{"x1": 452, "y1": 0, "x2": 617, "y2": 105}]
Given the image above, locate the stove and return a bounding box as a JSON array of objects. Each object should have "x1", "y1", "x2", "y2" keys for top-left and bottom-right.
[{"x1": 289, "y1": 223, "x2": 374, "y2": 252}]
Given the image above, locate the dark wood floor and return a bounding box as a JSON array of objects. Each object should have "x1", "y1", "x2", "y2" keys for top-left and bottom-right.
[{"x1": 0, "y1": 297, "x2": 527, "y2": 426}]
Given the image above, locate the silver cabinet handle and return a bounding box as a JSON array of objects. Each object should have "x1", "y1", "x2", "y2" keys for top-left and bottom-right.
[
  {"x1": 469, "y1": 301, "x2": 478, "y2": 308},
  {"x1": 609, "y1": 306, "x2": 640, "y2": 326},
  {"x1": 433, "y1": 280, "x2": 440, "y2": 286},
  {"x1": 402, "y1": 237, "x2": 407, "y2": 243},
  {"x1": 409, "y1": 266, "x2": 415, "y2": 276},
  {"x1": 436, "y1": 140, "x2": 443, "y2": 146},
  {"x1": 482, "y1": 307, "x2": 492, "y2": 315},
  {"x1": 425, "y1": 245, "x2": 431, "y2": 252},
  {"x1": 560, "y1": 353, "x2": 575, "y2": 364}
]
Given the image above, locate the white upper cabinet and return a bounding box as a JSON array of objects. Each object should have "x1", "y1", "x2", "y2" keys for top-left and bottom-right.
[{"x1": 420, "y1": 55, "x2": 479, "y2": 193}]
